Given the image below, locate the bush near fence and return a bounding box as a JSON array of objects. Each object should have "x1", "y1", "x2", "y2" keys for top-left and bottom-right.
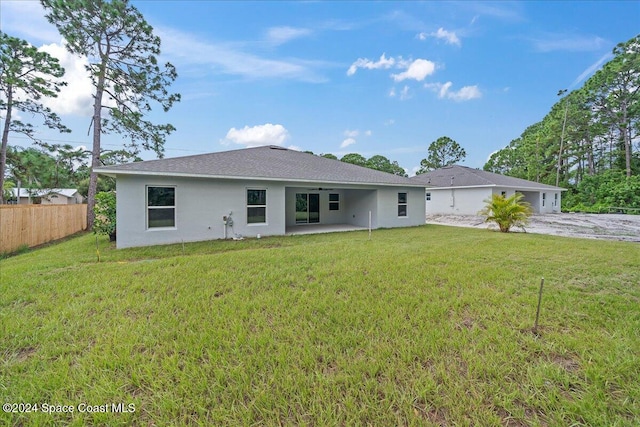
[{"x1": 0, "y1": 204, "x2": 87, "y2": 254}]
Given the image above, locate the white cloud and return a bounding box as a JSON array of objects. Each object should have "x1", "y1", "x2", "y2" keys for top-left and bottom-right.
[
  {"x1": 348, "y1": 54, "x2": 438, "y2": 86},
  {"x1": 530, "y1": 33, "x2": 608, "y2": 52},
  {"x1": 223, "y1": 123, "x2": 290, "y2": 147},
  {"x1": 425, "y1": 81, "x2": 482, "y2": 101},
  {"x1": 434, "y1": 28, "x2": 461, "y2": 46},
  {"x1": 416, "y1": 28, "x2": 461, "y2": 46},
  {"x1": 340, "y1": 129, "x2": 371, "y2": 148},
  {"x1": 570, "y1": 52, "x2": 613, "y2": 88},
  {"x1": 7, "y1": 40, "x2": 116, "y2": 118},
  {"x1": 38, "y1": 42, "x2": 95, "y2": 116},
  {"x1": 390, "y1": 85, "x2": 412, "y2": 100},
  {"x1": 464, "y1": 2, "x2": 524, "y2": 22},
  {"x1": 266, "y1": 26, "x2": 312, "y2": 45},
  {"x1": 400, "y1": 85, "x2": 411, "y2": 100},
  {"x1": 391, "y1": 59, "x2": 436, "y2": 82},
  {"x1": 438, "y1": 82, "x2": 452, "y2": 98},
  {"x1": 447, "y1": 85, "x2": 482, "y2": 101},
  {"x1": 347, "y1": 53, "x2": 395, "y2": 76},
  {"x1": 340, "y1": 138, "x2": 356, "y2": 148},
  {"x1": 0, "y1": 1, "x2": 61, "y2": 44},
  {"x1": 157, "y1": 26, "x2": 325, "y2": 83}
]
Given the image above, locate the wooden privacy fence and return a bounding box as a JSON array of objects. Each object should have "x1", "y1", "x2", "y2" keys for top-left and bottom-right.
[{"x1": 0, "y1": 204, "x2": 87, "y2": 253}]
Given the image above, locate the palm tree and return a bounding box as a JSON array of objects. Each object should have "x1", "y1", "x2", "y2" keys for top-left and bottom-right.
[{"x1": 479, "y1": 193, "x2": 533, "y2": 233}]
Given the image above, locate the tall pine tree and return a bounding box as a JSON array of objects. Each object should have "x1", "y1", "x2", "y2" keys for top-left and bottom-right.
[
  {"x1": 0, "y1": 32, "x2": 69, "y2": 204},
  {"x1": 41, "y1": 0, "x2": 180, "y2": 228}
]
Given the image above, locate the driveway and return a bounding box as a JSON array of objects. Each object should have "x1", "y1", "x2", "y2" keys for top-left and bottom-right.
[{"x1": 425, "y1": 213, "x2": 640, "y2": 242}]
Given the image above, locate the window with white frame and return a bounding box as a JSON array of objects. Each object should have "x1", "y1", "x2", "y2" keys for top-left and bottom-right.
[
  {"x1": 426, "y1": 192, "x2": 431, "y2": 201},
  {"x1": 554, "y1": 193, "x2": 558, "y2": 206},
  {"x1": 398, "y1": 192, "x2": 407, "y2": 217},
  {"x1": 329, "y1": 193, "x2": 340, "y2": 211},
  {"x1": 542, "y1": 192, "x2": 546, "y2": 207},
  {"x1": 147, "y1": 186, "x2": 176, "y2": 228},
  {"x1": 247, "y1": 189, "x2": 267, "y2": 224}
]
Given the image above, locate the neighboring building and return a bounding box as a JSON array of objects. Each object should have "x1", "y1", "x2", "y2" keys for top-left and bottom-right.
[
  {"x1": 95, "y1": 145, "x2": 426, "y2": 248},
  {"x1": 410, "y1": 165, "x2": 565, "y2": 215},
  {"x1": 9, "y1": 188, "x2": 84, "y2": 205}
]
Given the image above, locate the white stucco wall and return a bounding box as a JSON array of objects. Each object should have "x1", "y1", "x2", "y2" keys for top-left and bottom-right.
[
  {"x1": 538, "y1": 190, "x2": 561, "y2": 213},
  {"x1": 116, "y1": 175, "x2": 286, "y2": 248},
  {"x1": 498, "y1": 188, "x2": 561, "y2": 213},
  {"x1": 17, "y1": 193, "x2": 82, "y2": 205},
  {"x1": 425, "y1": 186, "x2": 562, "y2": 215},
  {"x1": 377, "y1": 187, "x2": 425, "y2": 228},
  {"x1": 343, "y1": 188, "x2": 378, "y2": 228},
  {"x1": 115, "y1": 175, "x2": 427, "y2": 248},
  {"x1": 425, "y1": 187, "x2": 492, "y2": 215}
]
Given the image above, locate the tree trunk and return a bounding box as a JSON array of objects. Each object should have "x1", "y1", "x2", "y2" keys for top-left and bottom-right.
[
  {"x1": 0, "y1": 87, "x2": 13, "y2": 205},
  {"x1": 86, "y1": 60, "x2": 108, "y2": 230},
  {"x1": 556, "y1": 99, "x2": 569, "y2": 187},
  {"x1": 586, "y1": 128, "x2": 595, "y2": 176},
  {"x1": 622, "y1": 104, "x2": 631, "y2": 178}
]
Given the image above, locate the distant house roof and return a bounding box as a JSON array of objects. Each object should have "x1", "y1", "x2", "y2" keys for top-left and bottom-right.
[
  {"x1": 95, "y1": 145, "x2": 423, "y2": 187},
  {"x1": 11, "y1": 188, "x2": 81, "y2": 198},
  {"x1": 410, "y1": 165, "x2": 565, "y2": 191}
]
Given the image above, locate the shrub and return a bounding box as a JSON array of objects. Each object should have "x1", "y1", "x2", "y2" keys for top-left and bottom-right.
[
  {"x1": 93, "y1": 191, "x2": 116, "y2": 241},
  {"x1": 479, "y1": 192, "x2": 533, "y2": 233},
  {"x1": 564, "y1": 170, "x2": 640, "y2": 211}
]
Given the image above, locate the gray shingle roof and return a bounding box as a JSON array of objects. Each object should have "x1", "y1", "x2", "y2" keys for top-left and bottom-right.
[
  {"x1": 95, "y1": 145, "x2": 422, "y2": 187},
  {"x1": 410, "y1": 165, "x2": 565, "y2": 190}
]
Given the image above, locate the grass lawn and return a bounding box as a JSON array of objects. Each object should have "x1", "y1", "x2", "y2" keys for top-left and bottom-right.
[{"x1": 1, "y1": 225, "x2": 639, "y2": 426}]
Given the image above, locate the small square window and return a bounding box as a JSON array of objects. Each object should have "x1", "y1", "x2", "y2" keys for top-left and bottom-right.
[{"x1": 426, "y1": 192, "x2": 431, "y2": 201}]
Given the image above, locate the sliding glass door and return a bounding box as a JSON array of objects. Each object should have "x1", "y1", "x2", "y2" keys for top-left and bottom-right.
[{"x1": 295, "y1": 193, "x2": 320, "y2": 224}]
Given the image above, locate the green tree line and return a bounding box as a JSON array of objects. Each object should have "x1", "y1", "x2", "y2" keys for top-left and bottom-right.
[{"x1": 484, "y1": 35, "x2": 640, "y2": 211}]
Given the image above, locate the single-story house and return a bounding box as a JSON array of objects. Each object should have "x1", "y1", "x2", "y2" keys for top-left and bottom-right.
[
  {"x1": 9, "y1": 188, "x2": 84, "y2": 205},
  {"x1": 95, "y1": 145, "x2": 426, "y2": 248},
  {"x1": 410, "y1": 165, "x2": 565, "y2": 215}
]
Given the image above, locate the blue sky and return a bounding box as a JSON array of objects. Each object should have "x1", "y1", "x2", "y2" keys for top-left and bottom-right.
[{"x1": 1, "y1": 1, "x2": 639, "y2": 175}]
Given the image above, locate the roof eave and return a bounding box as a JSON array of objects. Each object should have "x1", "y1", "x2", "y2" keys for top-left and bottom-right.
[
  {"x1": 95, "y1": 168, "x2": 424, "y2": 188},
  {"x1": 425, "y1": 184, "x2": 565, "y2": 191}
]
